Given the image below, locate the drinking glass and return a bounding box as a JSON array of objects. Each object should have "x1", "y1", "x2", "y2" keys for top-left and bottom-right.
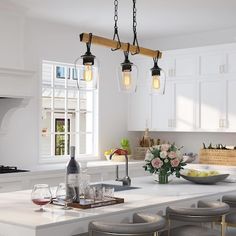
[
  {"x1": 103, "y1": 186, "x2": 114, "y2": 200},
  {"x1": 31, "y1": 184, "x2": 52, "y2": 212},
  {"x1": 56, "y1": 183, "x2": 76, "y2": 210},
  {"x1": 79, "y1": 172, "x2": 91, "y2": 199}
]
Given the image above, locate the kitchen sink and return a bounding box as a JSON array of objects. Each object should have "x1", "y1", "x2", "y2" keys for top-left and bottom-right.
[{"x1": 91, "y1": 183, "x2": 140, "y2": 192}]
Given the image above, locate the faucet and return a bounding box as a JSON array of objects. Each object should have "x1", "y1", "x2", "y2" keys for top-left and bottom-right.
[{"x1": 110, "y1": 149, "x2": 131, "y2": 186}]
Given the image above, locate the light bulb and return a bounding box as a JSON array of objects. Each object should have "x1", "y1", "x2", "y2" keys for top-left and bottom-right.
[
  {"x1": 83, "y1": 64, "x2": 93, "y2": 82},
  {"x1": 122, "y1": 70, "x2": 132, "y2": 89},
  {"x1": 152, "y1": 75, "x2": 160, "y2": 90}
]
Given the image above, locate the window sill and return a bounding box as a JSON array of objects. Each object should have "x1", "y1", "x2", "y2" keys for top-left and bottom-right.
[{"x1": 38, "y1": 155, "x2": 100, "y2": 165}]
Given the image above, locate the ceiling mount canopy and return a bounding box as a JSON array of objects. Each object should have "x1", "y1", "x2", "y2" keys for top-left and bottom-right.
[{"x1": 76, "y1": 0, "x2": 165, "y2": 94}]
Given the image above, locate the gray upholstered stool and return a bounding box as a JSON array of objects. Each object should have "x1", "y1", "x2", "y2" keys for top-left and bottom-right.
[
  {"x1": 161, "y1": 200, "x2": 229, "y2": 236},
  {"x1": 89, "y1": 212, "x2": 166, "y2": 236},
  {"x1": 222, "y1": 195, "x2": 236, "y2": 227}
]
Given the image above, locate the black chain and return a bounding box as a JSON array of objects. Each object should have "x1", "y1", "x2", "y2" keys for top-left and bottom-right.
[
  {"x1": 111, "y1": 0, "x2": 121, "y2": 51},
  {"x1": 132, "y1": 0, "x2": 140, "y2": 55}
]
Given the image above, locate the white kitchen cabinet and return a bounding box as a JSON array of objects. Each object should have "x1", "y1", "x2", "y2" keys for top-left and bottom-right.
[
  {"x1": 161, "y1": 54, "x2": 199, "y2": 78},
  {"x1": 226, "y1": 79, "x2": 236, "y2": 130},
  {"x1": 151, "y1": 80, "x2": 196, "y2": 131},
  {"x1": 151, "y1": 81, "x2": 174, "y2": 131},
  {"x1": 227, "y1": 51, "x2": 236, "y2": 74},
  {"x1": 173, "y1": 80, "x2": 197, "y2": 131},
  {"x1": 198, "y1": 79, "x2": 226, "y2": 130},
  {"x1": 128, "y1": 43, "x2": 236, "y2": 133},
  {"x1": 200, "y1": 52, "x2": 226, "y2": 76}
]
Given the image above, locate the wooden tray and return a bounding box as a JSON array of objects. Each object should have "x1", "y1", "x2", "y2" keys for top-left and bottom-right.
[{"x1": 52, "y1": 197, "x2": 124, "y2": 209}]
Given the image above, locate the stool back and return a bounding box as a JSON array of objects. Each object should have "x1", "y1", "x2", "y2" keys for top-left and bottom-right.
[{"x1": 89, "y1": 213, "x2": 166, "y2": 236}]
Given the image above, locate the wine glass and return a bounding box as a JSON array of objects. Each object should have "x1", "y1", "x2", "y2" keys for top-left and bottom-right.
[
  {"x1": 56, "y1": 183, "x2": 76, "y2": 210},
  {"x1": 31, "y1": 184, "x2": 52, "y2": 212}
]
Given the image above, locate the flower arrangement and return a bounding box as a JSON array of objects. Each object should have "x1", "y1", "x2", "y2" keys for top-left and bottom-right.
[{"x1": 143, "y1": 144, "x2": 186, "y2": 183}]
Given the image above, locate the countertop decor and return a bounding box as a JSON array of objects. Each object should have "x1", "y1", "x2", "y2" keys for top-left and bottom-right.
[{"x1": 143, "y1": 144, "x2": 186, "y2": 184}]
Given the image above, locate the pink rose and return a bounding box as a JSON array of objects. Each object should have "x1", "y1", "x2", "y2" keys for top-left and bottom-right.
[
  {"x1": 171, "y1": 158, "x2": 180, "y2": 167},
  {"x1": 161, "y1": 144, "x2": 170, "y2": 151},
  {"x1": 151, "y1": 158, "x2": 163, "y2": 169},
  {"x1": 168, "y1": 151, "x2": 177, "y2": 159}
]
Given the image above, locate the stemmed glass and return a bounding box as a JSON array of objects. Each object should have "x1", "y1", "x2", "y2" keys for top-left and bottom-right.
[
  {"x1": 31, "y1": 184, "x2": 52, "y2": 212},
  {"x1": 56, "y1": 183, "x2": 76, "y2": 210}
]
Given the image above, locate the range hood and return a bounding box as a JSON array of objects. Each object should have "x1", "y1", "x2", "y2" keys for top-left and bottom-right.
[{"x1": 0, "y1": 67, "x2": 35, "y2": 98}]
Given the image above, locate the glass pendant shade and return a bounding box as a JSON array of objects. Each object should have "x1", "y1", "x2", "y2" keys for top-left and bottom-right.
[
  {"x1": 149, "y1": 61, "x2": 166, "y2": 95},
  {"x1": 117, "y1": 53, "x2": 138, "y2": 93},
  {"x1": 75, "y1": 41, "x2": 99, "y2": 91}
]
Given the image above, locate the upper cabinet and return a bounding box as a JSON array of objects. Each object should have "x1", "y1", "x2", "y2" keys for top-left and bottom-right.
[
  {"x1": 128, "y1": 43, "x2": 236, "y2": 133},
  {"x1": 200, "y1": 52, "x2": 226, "y2": 76},
  {"x1": 161, "y1": 54, "x2": 199, "y2": 78}
]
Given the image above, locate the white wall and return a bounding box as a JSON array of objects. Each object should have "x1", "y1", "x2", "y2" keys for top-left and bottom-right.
[{"x1": 0, "y1": 14, "x2": 129, "y2": 169}]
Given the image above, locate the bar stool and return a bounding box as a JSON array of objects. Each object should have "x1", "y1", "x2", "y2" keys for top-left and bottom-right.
[
  {"x1": 222, "y1": 195, "x2": 236, "y2": 228},
  {"x1": 161, "y1": 200, "x2": 229, "y2": 236},
  {"x1": 89, "y1": 212, "x2": 166, "y2": 236}
]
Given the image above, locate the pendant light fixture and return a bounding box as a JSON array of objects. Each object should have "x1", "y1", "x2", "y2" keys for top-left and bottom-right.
[
  {"x1": 74, "y1": 33, "x2": 99, "y2": 90},
  {"x1": 150, "y1": 54, "x2": 166, "y2": 95},
  {"x1": 76, "y1": 0, "x2": 164, "y2": 94},
  {"x1": 117, "y1": 44, "x2": 138, "y2": 93}
]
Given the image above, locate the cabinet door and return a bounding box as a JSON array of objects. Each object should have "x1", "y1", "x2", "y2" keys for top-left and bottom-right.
[
  {"x1": 199, "y1": 80, "x2": 226, "y2": 130},
  {"x1": 151, "y1": 81, "x2": 174, "y2": 131},
  {"x1": 227, "y1": 51, "x2": 236, "y2": 74},
  {"x1": 227, "y1": 79, "x2": 236, "y2": 130},
  {"x1": 173, "y1": 81, "x2": 196, "y2": 131},
  {"x1": 200, "y1": 53, "x2": 226, "y2": 76},
  {"x1": 175, "y1": 55, "x2": 199, "y2": 77}
]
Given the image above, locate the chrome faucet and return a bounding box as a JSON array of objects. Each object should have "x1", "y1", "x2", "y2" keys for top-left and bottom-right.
[{"x1": 110, "y1": 149, "x2": 131, "y2": 186}]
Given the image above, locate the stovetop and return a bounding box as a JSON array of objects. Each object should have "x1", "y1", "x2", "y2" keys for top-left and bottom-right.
[{"x1": 0, "y1": 165, "x2": 29, "y2": 174}]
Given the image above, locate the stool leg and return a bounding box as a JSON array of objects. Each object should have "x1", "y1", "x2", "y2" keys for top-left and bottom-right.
[
  {"x1": 168, "y1": 219, "x2": 171, "y2": 236},
  {"x1": 221, "y1": 215, "x2": 226, "y2": 236}
]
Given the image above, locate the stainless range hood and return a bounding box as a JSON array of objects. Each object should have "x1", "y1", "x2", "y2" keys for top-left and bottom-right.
[{"x1": 0, "y1": 67, "x2": 35, "y2": 98}]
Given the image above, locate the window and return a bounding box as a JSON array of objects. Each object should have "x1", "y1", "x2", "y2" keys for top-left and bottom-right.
[{"x1": 41, "y1": 61, "x2": 98, "y2": 159}]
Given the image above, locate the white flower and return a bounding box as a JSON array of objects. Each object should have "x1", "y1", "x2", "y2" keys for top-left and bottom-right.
[
  {"x1": 160, "y1": 151, "x2": 167, "y2": 159},
  {"x1": 145, "y1": 152, "x2": 154, "y2": 161},
  {"x1": 164, "y1": 159, "x2": 169, "y2": 163},
  {"x1": 176, "y1": 150, "x2": 183, "y2": 160}
]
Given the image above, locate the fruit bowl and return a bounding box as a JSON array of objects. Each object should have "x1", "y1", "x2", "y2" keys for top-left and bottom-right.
[
  {"x1": 105, "y1": 155, "x2": 132, "y2": 162},
  {"x1": 180, "y1": 173, "x2": 229, "y2": 184},
  {"x1": 180, "y1": 169, "x2": 229, "y2": 184}
]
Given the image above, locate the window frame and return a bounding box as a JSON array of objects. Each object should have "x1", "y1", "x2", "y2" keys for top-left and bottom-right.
[{"x1": 39, "y1": 60, "x2": 99, "y2": 163}]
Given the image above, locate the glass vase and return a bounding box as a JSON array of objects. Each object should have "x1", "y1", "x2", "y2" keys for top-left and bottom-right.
[{"x1": 158, "y1": 171, "x2": 169, "y2": 184}]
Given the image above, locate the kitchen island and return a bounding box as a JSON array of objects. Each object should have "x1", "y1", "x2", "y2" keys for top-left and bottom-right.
[{"x1": 1, "y1": 175, "x2": 236, "y2": 236}]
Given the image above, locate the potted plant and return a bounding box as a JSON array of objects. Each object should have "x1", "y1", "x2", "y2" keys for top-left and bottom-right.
[{"x1": 143, "y1": 144, "x2": 186, "y2": 184}]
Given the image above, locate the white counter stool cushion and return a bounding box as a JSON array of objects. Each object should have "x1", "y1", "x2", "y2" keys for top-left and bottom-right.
[
  {"x1": 88, "y1": 213, "x2": 166, "y2": 236},
  {"x1": 222, "y1": 195, "x2": 236, "y2": 226},
  {"x1": 161, "y1": 200, "x2": 229, "y2": 236}
]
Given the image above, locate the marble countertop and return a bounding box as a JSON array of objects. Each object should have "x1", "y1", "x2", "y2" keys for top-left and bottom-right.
[{"x1": 1, "y1": 175, "x2": 236, "y2": 231}]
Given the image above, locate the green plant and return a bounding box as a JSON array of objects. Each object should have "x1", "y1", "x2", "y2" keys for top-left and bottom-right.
[{"x1": 120, "y1": 138, "x2": 131, "y2": 154}]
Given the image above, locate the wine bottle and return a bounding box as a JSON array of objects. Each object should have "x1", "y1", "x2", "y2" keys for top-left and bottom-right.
[{"x1": 66, "y1": 146, "x2": 80, "y2": 203}]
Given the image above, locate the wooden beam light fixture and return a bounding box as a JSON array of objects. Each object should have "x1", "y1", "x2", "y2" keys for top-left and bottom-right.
[
  {"x1": 76, "y1": 0, "x2": 165, "y2": 94},
  {"x1": 80, "y1": 33, "x2": 162, "y2": 59}
]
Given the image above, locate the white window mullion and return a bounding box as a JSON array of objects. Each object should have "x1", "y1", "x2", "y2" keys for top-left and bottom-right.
[
  {"x1": 51, "y1": 65, "x2": 55, "y2": 157},
  {"x1": 64, "y1": 67, "x2": 68, "y2": 156}
]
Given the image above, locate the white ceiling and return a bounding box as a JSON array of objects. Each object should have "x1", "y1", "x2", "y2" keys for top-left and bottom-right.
[{"x1": 6, "y1": 0, "x2": 236, "y2": 40}]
